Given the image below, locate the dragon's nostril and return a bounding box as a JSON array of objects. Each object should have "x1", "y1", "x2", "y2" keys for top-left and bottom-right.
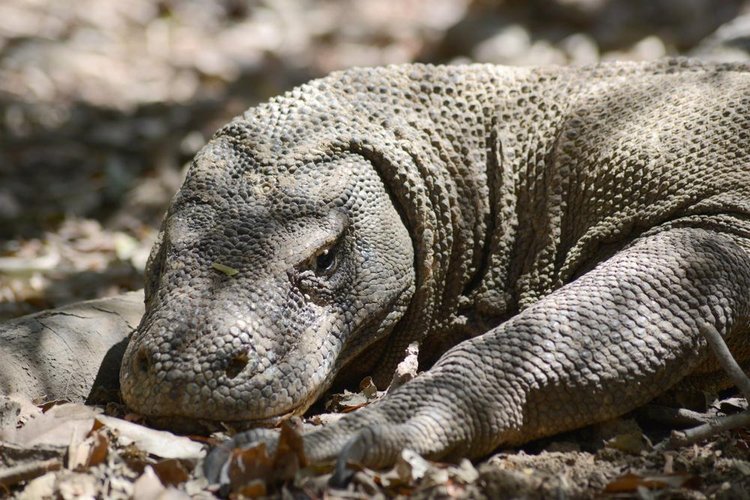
[
  {"x1": 135, "y1": 346, "x2": 151, "y2": 374},
  {"x1": 226, "y1": 351, "x2": 249, "y2": 379}
]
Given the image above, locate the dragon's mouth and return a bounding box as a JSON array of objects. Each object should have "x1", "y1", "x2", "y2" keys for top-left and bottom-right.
[
  {"x1": 136, "y1": 381, "x2": 327, "y2": 434},
  {"x1": 120, "y1": 310, "x2": 346, "y2": 433},
  {"x1": 143, "y1": 407, "x2": 300, "y2": 434}
]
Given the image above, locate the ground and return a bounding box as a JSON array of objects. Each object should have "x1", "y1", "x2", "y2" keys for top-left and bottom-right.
[
  {"x1": 3, "y1": 370, "x2": 750, "y2": 498},
  {"x1": 2, "y1": 0, "x2": 750, "y2": 498}
]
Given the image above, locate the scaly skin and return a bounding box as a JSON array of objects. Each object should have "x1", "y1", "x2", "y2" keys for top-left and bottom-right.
[{"x1": 119, "y1": 60, "x2": 750, "y2": 474}]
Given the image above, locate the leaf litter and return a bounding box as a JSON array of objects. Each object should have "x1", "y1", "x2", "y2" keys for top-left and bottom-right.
[{"x1": 3, "y1": 341, "x2": 750, "y2": 498}]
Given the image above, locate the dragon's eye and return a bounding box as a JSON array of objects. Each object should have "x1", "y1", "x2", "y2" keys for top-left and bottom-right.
[{"x1": 315, "y1": 246, "x2": 337, "y2": 275}]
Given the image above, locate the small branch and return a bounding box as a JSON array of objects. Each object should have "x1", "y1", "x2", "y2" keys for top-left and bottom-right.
[
  {"x1": 0, "y1": 458, "x2": 62, "y2": 488},
  {"x1": 697, "y1": 322, "x2": 750, "y2": 400},
  {"x1": 668, "y1": 321, "x2": 750, "y2": 448},
  {"x1": 640, "y1": 405, "x2": 710, "y2": 426},
  {"x1": 670, "y1": 411, "x2": 750, "y2": 447}
]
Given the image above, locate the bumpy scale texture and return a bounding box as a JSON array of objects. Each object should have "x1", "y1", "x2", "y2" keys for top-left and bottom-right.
[{"x1": 120, "y1": 60, "x2": 750, "y2": 469}]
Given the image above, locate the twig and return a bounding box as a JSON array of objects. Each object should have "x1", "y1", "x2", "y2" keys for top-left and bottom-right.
[
  {"x1": 697, "y1": 322, "x2": 750, "y2": 400},
  {"x1": 668, "y1": 321, "x2": 750, "y2": 448},
  {"x1": 640, "y1": 405, "x2": 711, "y2": 426},
  {"x1": 0, "y1": 458, "x2": 62, "y2": 488},
  {"x1": 670, "y1": 412, "x2": 750, "y2": 447}
]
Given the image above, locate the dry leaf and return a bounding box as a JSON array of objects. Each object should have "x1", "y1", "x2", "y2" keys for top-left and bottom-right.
[
  {"x1": 604, "y1": 472, "x2": 700, "y2": 493},
  {"x1": 396, "y1": 449, "x2": 430, "y2": 483},
  {"x1": 325, "y1": 379, "x2": 384, "y2": 414},
  {"x1": 228, "y1": 442, "x2": 273, "y2": 493},
  {"x1": 389, "y1": 342, "x2": 419, "y2": 392},
  {"x1": 308, "y1": 413, "x2": 345, "y2": 426},
  {"x1": 719, "y1": 397, "x2": 748, "y2": 413},
  {"x1": 236, "y1": 479, "x2": 267, "y2": 498},
  {"x1": 67, "y1": 434, "x2": 90, "y2": 471},
  {"x1": 224, "y1": 420, "x2": 308, "y2": 495},
  {"x1": 152, "y1": 458, "x2": 190, "y2": 486},
  {"x1": 0, "y1": 394, "x2": 41, "y2": 432},
  {"x1": 273, "y1": 419, "x2": 307, "y2": 480},
  {"x1": 120, "y1": 442, "x2": 149, "y2": 475},
  {"x1": 95, "y1": 415, "x2": 204, "y2": 459},
  {"x1": 133, "y1": 466, "x2": 167, "y2": 500},
  {"x1": 66, "y1": 411, "x2": 109, "y2": 470},
  {"x1": 39, "y1": 400, "x2": 69, "y2": 413},
  {"x1": 326, "y1": 391, "x2": 368, "y2": 413},
  {"x1": 133, "y1": 467, "x2": 192, "y2": 500},
  {"x1": 605, "y1": 431, "x2": 652, "y2": 454},
  {"x1": 451, "y1": 459, "x2": 479, "y2": 484},
  {"x1": 16, "y1": 471, "x2": 56, "y2": 500},
  {"x1": 212, "y1": 262, "x2": 239, "y2": 276},
  {"x1": 86, "y1": 431, "x2": 109, "y2": 468},
  {"x1": 663, "y1": 453, "x2": 674, "y2": 474},
  {"x1": 57, "y1": 472, "x2": 97, "y2": 499},
  {"x1": 1, "y1": 403, "x2": 99, "y2": 448},
  {"x1": 359, "y1": 377, "x2": 378, "y2": 398}
]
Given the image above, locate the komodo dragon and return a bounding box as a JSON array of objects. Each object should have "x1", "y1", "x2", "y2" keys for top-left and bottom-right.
[{"x1": 118, "y1": 59, "x2": 750, "y2": 479}]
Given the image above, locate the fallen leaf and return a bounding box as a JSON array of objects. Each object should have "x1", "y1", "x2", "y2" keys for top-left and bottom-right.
[
  {"x1": 88, "y1": 418, "x2": 105, "y2": 434},
  {"x1": 604, "y1": 472, "x2": 700, "y2": 493},
  {"x1": 351, "y1": 470, "x2": 381, "y2": 496},
  {"x1": 86, "y1": 431, "x2": 108, "y2": 468},
  {"x1": 605, "y1": 431, "x2": 652, "y2": 454},
  {"x1": 152, "y1": 458, "x2": 190, "y2": 486},
  {"x1": 236, "y1": 479, "x2": 267, "y2": 498},
  {"x1": 729, "y1": 459, "x2": 750, "y2": 475},
  {"x1": 0, "y1": 394, "x2": 42, "y2": 432},
  {"x1": 16, "y1": 471, "x2": 56, "y2": 500},
  {"x1": 212, "y1": 262, "x2": 239, "y2": 276},
  {"x1": 451, "y1": 459, "x2": 479, "y2": 484},
  {"x1": 183, "y1": 477, "x2": 210, "y2": 496},
  {"x1": 69, "y1": 422, "x2": 110, "y2": 471},
  {"x1": 57, "y1": 472, "x2": 98, "y2": 499},
  {"x1": 228, "y1": 442, "x2": 273, "y2": 494},
  {"x1": 422, "y1": 465, "x2": 450, "y2": 488},
  {"x1": 326, "y1": 391, "x2": 368, "y2": 413},
  {"x1": 308, "y1": 412, "x2": 345, "y2": 426},
  {"x1": 1, "y1": 403, "x2": 99, "y2": 448},
  {"x1": 0, "y1": 250, "x2": 60, "y2": 274},
  {"x1": 67, "y1": 436, "x2": 90, "y2": 471},
  {"x1": 359, "y1": 377, "x2": 378, "y2": 398},
  {"x1": 663, "y1": 453, "x2": 674, "y2": 474},
  {"x1": 719, "y1": 397, "x2": 748, "y2": 413},
  {"x1": 375, "y1": 468, "x2": 411, "y2": 490},
  {"x1": 132, "y1": 468, "x2": 192, "y2": 499},
  {"x1": 224, "y1": 422, "x2": 309, "y2": 496},
  {"x1": 108, "y1": 475, "x2": 135, "y2": 499},
  {"x1": 120, "y1": 442, "x2": 149, "y2": 475},
  {"x1": 133, "y1": 466, "x2": 167, "y2": 500},
  {"x1": 39, "y1": 400, "x2": 70, "y2": 413},
  {"x1": 389, "y1": 342, "x2": 419, "y2": 392},
  {"x1": 114, "y1": 232, "x2": 139, "y2": 261},
  {"x1": 396, "y1": 449, "x2": 430, "y2": 483},
  {"x1": 273, "y1": 419, "x2": 307, "y2": 481},
  {"x1": 95, "y1": 415, "x2": 204, "y2": 459}
]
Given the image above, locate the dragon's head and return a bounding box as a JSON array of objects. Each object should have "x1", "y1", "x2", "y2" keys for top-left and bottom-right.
[{"x1": 120, "y1": 129, "x2": 415, "y2": 426}]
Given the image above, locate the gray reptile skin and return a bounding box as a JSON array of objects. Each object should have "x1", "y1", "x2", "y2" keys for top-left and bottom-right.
[{"x1": 119, "y1": 59, "x2": 750, "y2": 472}]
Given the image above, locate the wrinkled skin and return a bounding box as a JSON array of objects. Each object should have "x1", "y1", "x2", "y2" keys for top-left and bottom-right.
[
  {"x1": 120, "y1": 60, "x2": 750, "y2": 478},
  {"x1": 120, "y1": 147, "x2": 415, "y2": 424}
]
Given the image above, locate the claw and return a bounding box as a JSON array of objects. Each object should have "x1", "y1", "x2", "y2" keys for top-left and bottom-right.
[
  {"x1": 329, "y1": 426, "x2": 372, "y2": 487},
  {"x1": 203, "y1": 439, "x2": 235, "y2": 484},
  {"x1": 203, "y1": 429, "x2": 280, "y2": 485}
]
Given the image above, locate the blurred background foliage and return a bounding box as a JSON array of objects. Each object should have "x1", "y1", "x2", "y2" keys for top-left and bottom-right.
[{"x1": 1, "y1": 0, "x2": 750, "y2": 318}]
